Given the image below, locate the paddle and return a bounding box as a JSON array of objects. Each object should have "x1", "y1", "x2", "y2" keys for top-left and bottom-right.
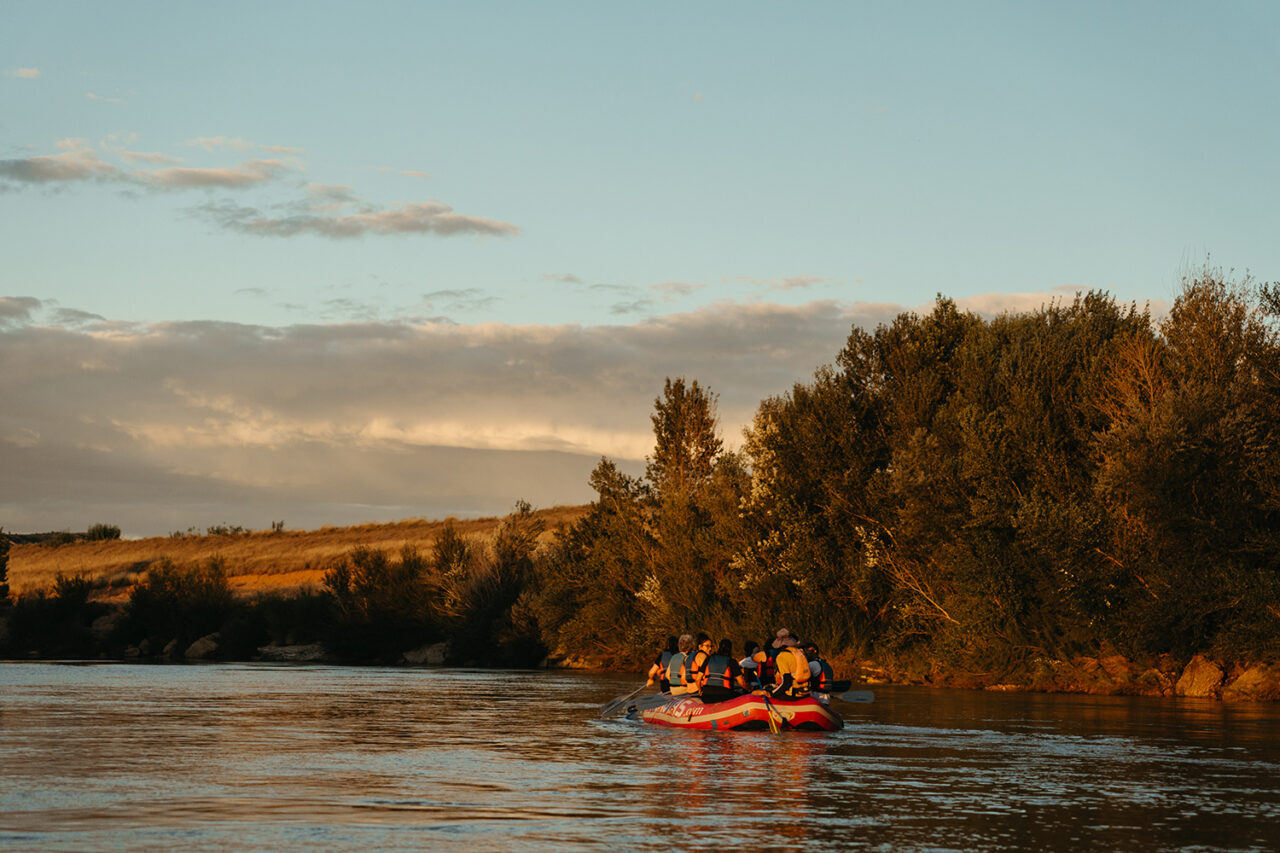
[
  {"x1": 599, "y1": 683, "x2": 650, "y2": 719},
  {"x1": 759, "y1": 690, "x2": 782, "y2": 734}
]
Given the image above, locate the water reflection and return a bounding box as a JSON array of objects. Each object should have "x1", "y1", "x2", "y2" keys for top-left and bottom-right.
[{"x1": 1, "y1": 663, "x2": 1279, "y2": 851}]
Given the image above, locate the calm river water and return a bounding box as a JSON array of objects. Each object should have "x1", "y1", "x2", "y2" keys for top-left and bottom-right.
[{"x1": 2, "y1": 662, "x2": 1278, "y2": 851}]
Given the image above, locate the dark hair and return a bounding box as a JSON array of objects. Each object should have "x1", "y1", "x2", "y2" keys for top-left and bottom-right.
[
  {"x1": 695, "y1": 632, "x2": 711, "y2": 646},
  {"x1": 743, "y1": 640, "x2": 759, "y2": 656},
  {"x1": 717, "y1": 638, "x2": 733, "y2": 657},
  {"x1": 665, "y1": 635, "x2": 679, "y2": 653}
]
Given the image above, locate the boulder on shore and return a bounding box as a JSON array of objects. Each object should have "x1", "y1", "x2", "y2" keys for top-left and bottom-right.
[
  {"x1": 403, "y1": 641, "x2": 448, "y2": 666},
  {"x1": 1176, "y1": 655, "x2": 1225, "y2": 698},
  {"x1": 1222, "y1": 663, "x2": 1280, "y2": 702},
  {"x1": 185, "y1": 632, "x2": 220, "y2": 660},
  {"x1": 162, "y1": 638, "x2": 180, "y2": 660}
]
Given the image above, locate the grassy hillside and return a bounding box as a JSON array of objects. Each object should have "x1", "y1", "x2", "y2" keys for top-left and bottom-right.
[{"x1": 7, "y1": 505, "x2": 587, "y2": 601}]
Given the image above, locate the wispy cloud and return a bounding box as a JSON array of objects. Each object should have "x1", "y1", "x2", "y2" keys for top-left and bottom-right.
[
  {"x1": 85, "y1": 91, "x2": 125, "y2": 104},
  {"x1": 543, "y1": 273, "x2": 583, "y2": 285},
  {"x1": 187, "y1": 136, "x2": 305, "y2": 154},
  {"x1": 12, "y1": 68, "x2": 41, "y2": 79},
  {"x1": 651, "y1": 281, "x2": 704, "y2": 301},
  {"x1": 0, "y1": 296, "x2": 43, "y2": 325},
  {"x1": 421, "y1": 288, "x2": 498, "y2": 313},
  {"x1": 142, "y1": 158, "x2": 294, "y2": 189},
  {"x1": 735, "y1": 274, "x2": 832, "y2": 292},
  {"x1": 200, "y1": 199, "x2": 519, "y2": 239},
  {"x1": 0, "y1": 138, "x2": 120, "y2": 184}
]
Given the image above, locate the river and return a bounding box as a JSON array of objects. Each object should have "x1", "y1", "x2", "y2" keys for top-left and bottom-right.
[{"x1": 1, "y1": 662, "x2": 1277, "y2": 851}]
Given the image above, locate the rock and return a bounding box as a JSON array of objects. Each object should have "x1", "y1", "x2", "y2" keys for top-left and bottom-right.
[
  {"x1": 91, "y1": 611, "x2": 124, "y2": 641},
  {"x1": 1099, "y1": 654, "x2": 1139, "y2": 687},
  {"x1": 402, "y1": 641, "x2": 448, "y2": 666},
  {"x1": 1222, "y1": 664, "x2": 1280, "y2": 702},
  {"x1": 1176, "y1": 654, "x2": 1225, "y2": 698},
  {"x1": 257, "y1": 642, "x2": 327, "y2": 662},
  {"x1": 185, "y1": 632, "x2": 220, "y2": 660},
  {"x1": 124, "y1": 645, "x2": 142, "y2": 659},
  {"x1": 1136, "y1": 668, "x2": 1175, "y2": 696},
  {"x1": 162, "y1": 638, "x2": 180, "y2": 660},
  {"x1": 137, "y1": 638, "x2": 152, "y2": 656}
]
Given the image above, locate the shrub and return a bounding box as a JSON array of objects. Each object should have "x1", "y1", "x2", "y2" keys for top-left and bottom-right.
[
  {"x1": 120, "y1": 557, "x2": 235, "y2": 648},
  {"x1": 85, "y1": 523, "x2": 122, "y2": 541},
  {"x1": 323, "y1": 546, "x2": 441, "y2": 661}
]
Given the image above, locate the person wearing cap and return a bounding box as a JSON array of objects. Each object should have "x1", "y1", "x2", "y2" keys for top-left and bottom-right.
[{"x1": 770, "y1": 631, "x2": 812, "y2": 699}]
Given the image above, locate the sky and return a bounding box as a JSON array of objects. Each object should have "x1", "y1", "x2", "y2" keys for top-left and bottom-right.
[{"x1": 3, "y1": 1, "x2": 1278, "y2": 537}]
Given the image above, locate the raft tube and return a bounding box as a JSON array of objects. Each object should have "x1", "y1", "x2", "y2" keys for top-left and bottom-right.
[{"x1": 639, "y1": 693, "x2": 843, "y2": 732}]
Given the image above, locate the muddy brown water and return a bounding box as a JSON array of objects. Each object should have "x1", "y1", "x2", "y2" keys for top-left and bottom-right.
[{"x1": 2, "y1": 662, "x2": 1278, "y2": 850}]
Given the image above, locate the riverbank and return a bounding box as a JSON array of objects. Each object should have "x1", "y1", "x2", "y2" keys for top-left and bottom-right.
[{"x1": 3, "y1": 602, "x2": 1278, "y2": 702}]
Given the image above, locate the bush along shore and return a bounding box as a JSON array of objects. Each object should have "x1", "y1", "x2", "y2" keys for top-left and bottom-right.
[{"x1": 2, "y1": 268, "x2": 1279, "y2": 702}]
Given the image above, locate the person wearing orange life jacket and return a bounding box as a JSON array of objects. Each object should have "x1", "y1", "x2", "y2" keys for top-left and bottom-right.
[
  {"x1": 801, "y1": 641, "x2": 835, "y2": 693},
  {"x1": 665, "y1": 634, "x2": 695, "y2": 695},
  {"x1": 698, "y1": 638, "x2": 750, "y2": 703},
  {"x1": 752, "y1": 627, "x2": 794, "y2": 686},
  {"x1": 682, "y1": 633, "x2": 713, "y2": 693},
  {"x1": 770, "y1": 632, "x2": 812, "y2": 699}
]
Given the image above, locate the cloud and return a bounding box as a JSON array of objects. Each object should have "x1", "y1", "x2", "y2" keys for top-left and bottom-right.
[
  {"x1": 201, "y1": 199, "x2": 519, "y2": 238},
  {"x1": 13, "y1": 68, "x2": 40, "y2": 79},
  {"x1": 2, "y1": 291, "x2": 1129, "y2": 535},
  {"x1": 0, "y1": 296, "x2": 43, "y2": 326},
  {"x1": 85, "y1": 91, "x2": 125, "y2": 104},
  {"x1": 115, "y1": 149, "x2": 182, "y2": 165},
  {"x1": 651, "y1": 281, "x2": 704, "y2": 301},
  {"x1": 142, "y1": 158, "x2": 293, "y2": 189},
  {"x1": 401, "y1": 170, "x2": 431, "y2": 179},
  {"x1": 187, "y1": 136, "x2": 303, "y2": 154},
  {"x1": 735, "y1": 274, "x2": 832, "y2": 292},
  {"x1": 421, "y1": 288, "x2": 498, "y2": 313},
  {"x1": 611, "y1": 299, "x2": 653, "y2": 315},
  {"x1": 0, "y1": 138, "x2": 120, "y2": 184}
]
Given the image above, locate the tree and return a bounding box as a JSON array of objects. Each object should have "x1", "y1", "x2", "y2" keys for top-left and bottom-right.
[{"x1": 645, "y1": 377, "x2": 723, "y2": 498}]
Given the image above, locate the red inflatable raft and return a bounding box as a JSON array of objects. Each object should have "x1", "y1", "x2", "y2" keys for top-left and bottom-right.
[{"x1": 638, "y1": 693, "x2": 843, "y2": 732}]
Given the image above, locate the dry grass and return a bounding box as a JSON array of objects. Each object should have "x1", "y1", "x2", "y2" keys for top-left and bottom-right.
[{"x1": 7, "y1": 505, "x2": 587, "y2": 601}]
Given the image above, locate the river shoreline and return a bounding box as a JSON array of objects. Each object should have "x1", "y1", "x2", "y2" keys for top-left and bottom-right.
[{"x1": 7, "y1": 613, "x2": 1277, "y2": 704}]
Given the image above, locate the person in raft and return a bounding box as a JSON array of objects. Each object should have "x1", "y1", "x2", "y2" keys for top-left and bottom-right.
[
  {"x1": 681, "y1": 633, "x2": 715, "y2": 691},
  {"x1": 739, "y1": 640, "x2": 763, "y2": 689},
  {"x1": 665, "y1": 634, "x2": 696, "y2": 695},
  {"x1": 801, "y1": 640, "x2": 835, "y2": 693},
  {"x1": 769, "y1": 630, "x2": 812, "y2": 699},
  {"x1": 694, "y1": 638, "x2": 751, "y2": 703},
  {"x1": 751, "y1": 627, "x2": 796, "y2": 685},
  {"x1": 647, "y1": 636, "x2": 679, "y2": 691}
]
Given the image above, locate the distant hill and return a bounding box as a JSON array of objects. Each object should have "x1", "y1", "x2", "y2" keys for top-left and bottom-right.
[{"x1": 5, "y1": 505, "x2": 588, "y2": 601}]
